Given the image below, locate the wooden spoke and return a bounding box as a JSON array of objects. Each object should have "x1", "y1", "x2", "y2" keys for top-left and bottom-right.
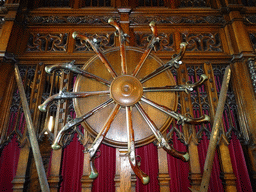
[
  {"x1": 140, "y1": 42, "x2": 188, "y2": 84},
  {"x1": 108, "y1": 18, "x2": 127, "y2": 75},
  {"x1": 132, "y1": 21, "x2": 159, "y2": 77},
  {"x1": 51, "y1": 99, "x2": 114, "y2": 150},
  {"x1": 135, "y1": 103, "x2": 189, "y2": 162},
  {"x1": 126, "y1": 106, "x2": 149, "y2": 185},
  {"x1": 141, "y1": 97, "x2": 210, "y2": 125},
  {"x1": 39, "y1": 89, "x2": 110, "y2": 112},
  {"x1": 45, "y1": 61, "x2": 111, "y2": 86},
  {"x1": 72, "y1": 32, "x2": 118, "y2": 78}
]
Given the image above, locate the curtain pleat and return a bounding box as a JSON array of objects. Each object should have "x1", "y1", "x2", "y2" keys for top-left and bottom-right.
[
  {"x1": 60, "y1": 134, "x2": 84, "y2": 192},
  {"x1": 0, "y1": 136, "x2": 20, "y2": 191},
  {"x1": 92, "y1": 144, "x2": 116, "y2": 192},
  {"x1": 135, "y1": 143, "x2": 159, "y2": 192}
]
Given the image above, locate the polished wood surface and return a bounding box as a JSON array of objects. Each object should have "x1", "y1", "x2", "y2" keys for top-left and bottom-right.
[
  {"x1": 73, "y1": 46, "x2": 177, "y2": 148},
  {"x1": 1, "y1": 1, "x2": 256, "y2": 191}
]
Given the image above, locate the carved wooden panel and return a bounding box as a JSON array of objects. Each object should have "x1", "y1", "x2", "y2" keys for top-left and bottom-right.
[
  {"x1": 26, "y1": 33, "x2": 68, "y2": 52},
  {"x1": 182, "y1": 33, "x2": 223, "y2": 52},
  {"x1": 249, "y1": 33, "x2": 256, "y2": 51},
  {"x1": 74, "y1": 32, "x2": 115, "y2": 52},
  {"x1": 130, "y1": 15, "x2": 225, "y2": 25},
  {"x1": 25, "y1": 15, "x2": 119, "y2": 25},
  {"x1": 134, "y1": 32, "x2": 175, "y2": 51},
  {"x1": 179, "y1": 0, "x2": 209, "y2": 7}
]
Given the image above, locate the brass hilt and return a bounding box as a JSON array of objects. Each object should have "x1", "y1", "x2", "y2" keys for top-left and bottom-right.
[
  {"x1": 149, "y1": 21, "x2": 158, "y2": 37},
  {"x1": 89, "y1": 156, "x2": 99, "y2": 179},
  {"x1": 128, "y1": 156, "x2": 150, "y2": 185}
]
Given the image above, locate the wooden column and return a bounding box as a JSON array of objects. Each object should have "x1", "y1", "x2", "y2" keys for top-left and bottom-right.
[
  {"x1": 158, "y1": 147, "x2": 171, "y2": 191},
  {"x1": 48, "y1": 71, "x2": 71, "y2": 191},
  {"x1": 115, "y1": 149, "x2": 136, "y2": 192},
  {"x1": 224, "y1": 8, "x2": 256, "y2": 191},
  {"x1": 81, "y1": 151, "x2": 94, "y2": 192},
  {"x1": 204, "y1": 63, "x2": 237, "y2": 192},
  {"x1": 179, "y1": 64, "x2": 202, "y2": 190}
]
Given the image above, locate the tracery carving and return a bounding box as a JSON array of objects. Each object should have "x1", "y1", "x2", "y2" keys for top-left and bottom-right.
[
  {"x1": 187, "y1": 65, "x2": 211, "y2": 142},
  {"x1": 179, "y1": 0, "x2": 209, "y2": 7},
  {"x1": 130, "y1": 15, "x2": 225, "y2": 25},
  {"x1": 25, "y1": 15, "x2": 120, "y2": 25},
  {"x1": 249, "y1": 33, "x2": 256, "y2": 51},
  {"x1": 182, "y1": 33, "x2": 222, "y2": 52},
  {"x1": 247, "y1": 58, "x2": 256, "y2": 94},
  {"x1": 135, "y1": 32, "x2": 174, "y2": 51},
  {"x1": 74, "y1": 32, "x2": 115, "y2": 52},
  {"x1": 26, "y1": 33, "x2": 68, "y2": 52}
]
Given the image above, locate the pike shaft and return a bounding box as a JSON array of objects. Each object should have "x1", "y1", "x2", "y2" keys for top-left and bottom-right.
[
  {"x1": 14, "y1": 65, "x2": 50, "y2": 192},
  {"x1": 199, "y1": 66, "x2": 231, "y2": 192}
]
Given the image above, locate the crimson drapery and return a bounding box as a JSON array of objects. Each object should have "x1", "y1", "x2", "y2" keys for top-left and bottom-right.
[{"x1": 0, "y1": 137, "x2": 20, "y2": 191}]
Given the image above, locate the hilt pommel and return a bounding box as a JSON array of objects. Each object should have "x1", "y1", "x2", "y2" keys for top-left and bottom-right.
[
  {"x1": 108, "y1": 17, "x2": 115, "y2": 24},
  {"x1": 149, "y1": 21, "x2": 156, "y2": 27},
  {"x1": 45, "y1": 66, "x2": 52, "y2": 74},
  {"x1": 142, "y1": 176, "x2": 150, "y2": 185},
  {"x1": 180, "y1": 42, "x2": 188, "y2": 48},
  {"x1": 38, "y1": 104, "x2": 47, "y2": 112},
  {"x1": 51, "y1": 143, "x2": 61, "y2": 150},
  {"x1": 72, "y1": 31, "x2": 79, "y2": 39},
  {"x1": 183, "y1": 152, "x2": 190, "y2": 162}
]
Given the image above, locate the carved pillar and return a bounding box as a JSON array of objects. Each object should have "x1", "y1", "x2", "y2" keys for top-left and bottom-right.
[
  {"x1": 157, "y1": 147, "x2": 171, "y2": 191},
  {"x1": 81, "y1": 150, "x2": 94, "y2": 192},
  {"x1": 48, "y1": 71, "x2": 71, "y2": 191},
  {"x1": 179, "y1": 64, "x2": 202, "y2": 190},
  {"x1": 115, "y1": 149, "x2": 136, "y2": 192},
  {"x1": 204, "y1": 63, "x2": 237, "y2": 192},
  {"x1": 224, "y1": 8, "x2": 256, "y2": 191},
  {"x1": 12, "y1": 145, "x2": 30, "y2": 192}
]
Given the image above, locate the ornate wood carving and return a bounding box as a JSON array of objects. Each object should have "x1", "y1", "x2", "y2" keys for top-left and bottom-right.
[
  {"x1": 182, "y1": 33, "x2": 223, "y2": 52},
  {"x1": 249, "y1": 33, "x2": 256, "y2": 51},
  {"x1": 130, "y1": 15, "x2": 226, "y2": 25},
  {"x1": 26, "y1": 33, "x2": 68, "y2": 52},
  {"x1": 134, "y1": 32, "x2": 174, "y2": 51},
  {"x1": 74, "y1": 33, "x2": 115, "y2": 52},
  {"x1": 178, "y1": 0, "x2": 209, "y2": 7},
  {"x1": 247, "y1": 58, "x2": 256, "y2": 94},
  {"x1": 25, "y1": 15, "x2": 119, "y2": 25}
]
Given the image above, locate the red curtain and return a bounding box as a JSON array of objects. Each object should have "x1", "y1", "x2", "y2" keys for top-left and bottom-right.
[{"x1": 0, "y1": 136, "x2": 20, "y2": 192}]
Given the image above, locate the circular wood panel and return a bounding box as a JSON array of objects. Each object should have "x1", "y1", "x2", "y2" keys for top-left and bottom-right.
[{"x1": 73, "y1": 46, "x2": 177, "y2": 148}]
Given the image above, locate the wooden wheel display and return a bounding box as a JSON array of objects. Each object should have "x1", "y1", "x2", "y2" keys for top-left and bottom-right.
[{"x1": 38, "y1": 18, "x2": 210, "y2": 184}]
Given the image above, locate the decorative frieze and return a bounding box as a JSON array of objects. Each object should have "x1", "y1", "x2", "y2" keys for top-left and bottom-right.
[
  {"x1": 25, "y1": 15, "x2": 120, "y2": 25},
  {"x1": 182, "y1": 33, "x2": 223, "y2": 52},
  {"x1": 74, "y1": 32, "x2": 115, "y2": 52},
  {"x1": 247, "y1": 58, "x2": 256, "y2": 94},
  {"x1": 179, "y1": 0, "x2": 209, "y2": 7},
  {"x1": 135, "y1": 32, "x2": 174, "y2": 51},
  {"x1": 249, "y1": 33, "x2": 256, "y2": 51},
  {"x1": 130, "y1": 15, "x2": 225, "y2": 25},
  {"x1": 26, "y1": 33, "x2": 68, "y2": 52}
]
